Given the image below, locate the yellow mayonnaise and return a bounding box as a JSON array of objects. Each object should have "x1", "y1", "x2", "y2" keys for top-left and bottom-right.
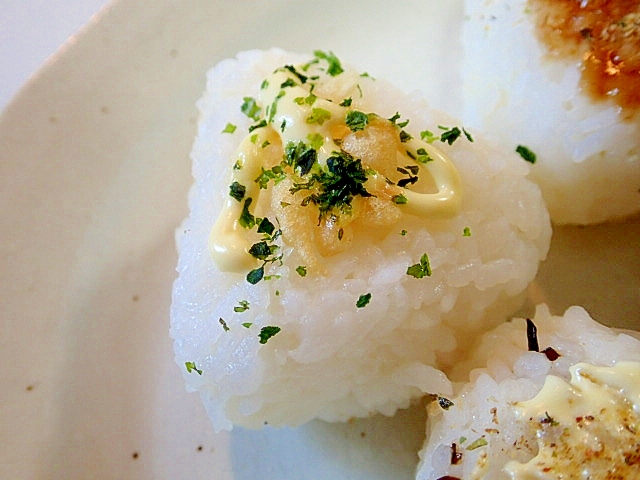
[
  {"x1": 210, "y1": 65, "x2": 461, "y2": 273},
  {"x1": 505, "y1": 361, "x2": 640, "y2": 479}
]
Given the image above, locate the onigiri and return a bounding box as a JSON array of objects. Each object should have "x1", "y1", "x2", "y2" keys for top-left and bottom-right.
[
  {"x1": 169, "y1": 48, "x2": 551, "y2": 431},
  {"x1": 417, "y1": 304, "x2": 640, "y2": 479},
  {"x1": 462, "y1": 0, "x2": 640, "y2": 224}
]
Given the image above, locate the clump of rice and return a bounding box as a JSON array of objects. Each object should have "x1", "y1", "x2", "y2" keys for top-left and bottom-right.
[
  {"x1": 462, "y1": 0, "x2": 640, "y2": 225},
  {"x1": 416, "y1": 304, "x2": 640, "y2": 479},
  {"x1": 169, "y1": 48, "x2": 551, "y2": 431}
]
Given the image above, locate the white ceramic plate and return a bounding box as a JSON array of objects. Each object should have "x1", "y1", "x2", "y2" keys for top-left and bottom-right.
[{"x1": 1, "y1": 1, "x2": 638, "y2": 479}]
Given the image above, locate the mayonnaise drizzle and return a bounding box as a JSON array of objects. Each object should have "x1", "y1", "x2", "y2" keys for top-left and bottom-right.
[
  {"x1": 505, "y1": 361, "x2": 640, "y2": 479},
  {"x1": 210, "y1": 67, "x2": 461, "y2": 272}
]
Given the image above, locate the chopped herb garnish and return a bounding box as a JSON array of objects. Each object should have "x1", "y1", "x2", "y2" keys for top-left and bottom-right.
[
  {"x1": 280, "y1": 118, "x2": 287, "y2": 132},
  {"x1": 463, "y1": 128, "x2": 474, "y2": 142},
  {"x1": 388, "y1": 112, "x2": 409, "y2": 128},
  {"x1": 516, "y1": 145, "x2": 537, "y2": 163},
  {"x1": 267, "y1": 90, "x2": 285, "y2": 124},
  {"x1": 526, "y1": 318, "x2": 539, "y2": 352},
  {"x1": 439, "y1": 126, "x2": 462, "y2": 145},
  {"x1": 397, "y1": 165, "x2": 419, "y2": 188},
  {"x1": 260, "y1": 79, "x2": 269, "y2": 90},
  {"x1": 293, "y1": 151, "x2": 372, "y2": 219},
  {"x1": 466, "y1": 437, "x2": 488, "y2": 451},
  {"x1": 257, "y1": 217, "x2": 276, "y2": 235},
  {"x1": 307, "y1": 132, "x2": 324, "y2": 150},
  {"x1": 244, "y1": 218, "x2": 283, "y2": 285},
  {"x1": 345, "y1": 110, "x2": 369, "y2": 132},
  {"x1": 294, "y1": 93, "x2": 317, "y2": 106},
  {"x1": 280, "y1": 78, "x2": 296, "y2": 88},
  {"x1": 234, "y1": 159, "x2": 244, "y2": 170},
  {"x1": 219, "y1": 318, "x2": 230, "y2": 332},
  {"x1": 463, "y1": 227, "x2": 471, "y2": 237},
  {"x1": 392, "y1": 194, "x2": 408, "y2": 204},
  {"x1": 249, "y1": 241, "x2": 277, "y2": 260},
  {"x1": 399, "y1": 130, "x2": 412, "y2": 143},
  {"x1": 222, "y1": 122, "x2": 237, "y2": 134},
  {"x1": 285, "y1": 141, "x2": 318, "y2": 175},
  {"x1": 282, "y1": 65, "x2": 308, "y2": 84},
  {"x1": 306, "y1": 108, "x2": 332, "y2": 125},
  {"x1": 242, "y1": 322, "x2": 253, "y2": 328},
  {"x1": 229, "y1": 181, "x2": 246, "y2": 202},
  {"x1": 258, "y1": 325, "x2": 281, "y2": 344},
  {"x1": 338, "y1": 227, "x2": 344, "y2": 240},
  {"x1": 248, "y1": 119, "x2": 268, "y2": 132},
  {"x1": 313, "y1": 50, "x2": 344, "y2": 76},
  {"x1": 356, "y1": 293, "x2": 372, "y2": 308},
  {"x1": 340, "y1": 97, "x2": 352, "y2": 107},
  {"x1": 256, "y1": 165, "x2": 286, "y2": 189},
  {"x1": 234, "y1": 300, "x2": 250, "y2": 313},
  {"x1": 241, "y1": 97, "x2": 261, "y2": 121},
  {"x1": 420, "y1": 130, "x2": 438, "y2": 144},
  {"x1": 397, "y1": 176, "x2": 417, "y2": 188},
  {"x1": 407, "y1": 253, "x2": 432, "y2": 278},
  {"x1": 261, "y1": 140, "x2": 270, "y2": 148},
  {"x1": 238, "y1": 198, "x2": 256, "y2": 229},
  {"x1": 185, "y1": 361, "x2": 202, "y2": 375},
  {"x1": 246, "y1": 266, "x2": 264, "y2": 285},
  {"x1": 296, "y1": 265, "x2": 307, "y2": 277},
  {"x1": 415, "y1": 147, "x2": 433, "y2": 163},
  {"x1": 400, "y1": 229, "x2": 408, "y2": 236}
]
